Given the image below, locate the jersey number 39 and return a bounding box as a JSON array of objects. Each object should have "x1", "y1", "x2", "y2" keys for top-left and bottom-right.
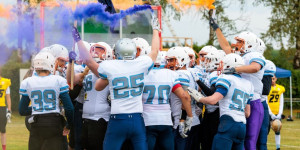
[{"x1": 31, "y1": 90, "x2": 56, "y2": 112}]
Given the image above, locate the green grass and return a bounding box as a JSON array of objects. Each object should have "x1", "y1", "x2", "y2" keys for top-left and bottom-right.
[{"x1": 5, "y1": 109, "x2": 300, "y2": 150}]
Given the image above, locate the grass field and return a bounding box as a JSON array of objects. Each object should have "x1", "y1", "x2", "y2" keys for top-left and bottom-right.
[{"x1": 5, "y1": 109, "x2": 300, "y2": 150}]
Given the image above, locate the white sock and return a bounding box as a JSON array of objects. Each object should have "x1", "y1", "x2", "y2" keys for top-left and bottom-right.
[{"x1": 275, "y1": 134, "x2": 281, "y2": 149}]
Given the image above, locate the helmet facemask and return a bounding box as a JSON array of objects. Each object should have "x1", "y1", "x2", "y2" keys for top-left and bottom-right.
[
  {"x1": 90, "y1": 44, "x2": 107, "y2": 62},
  {"x1": 232, "y1": 37, "x2": 245, "y2": 55},
  {"x1": 166, "y1": 57, "x2": 179, "y2": 70}
]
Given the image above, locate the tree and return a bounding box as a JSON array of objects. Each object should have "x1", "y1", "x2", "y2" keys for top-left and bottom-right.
[{"x1": 255, "y1": 0, "x2": 300, "y2": 69}]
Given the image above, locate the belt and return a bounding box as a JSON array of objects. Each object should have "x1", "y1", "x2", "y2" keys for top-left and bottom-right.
[{"x1": 110, "y1": 113, "x2": 142, "y2": 119}]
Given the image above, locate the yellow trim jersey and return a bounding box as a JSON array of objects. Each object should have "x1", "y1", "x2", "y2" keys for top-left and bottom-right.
[
  {"x1": 0, "y1": 77, "x2": 11, "y2": 107},
  {"x1": 268, "y1": 84, "x2": 285, "y2": 114}
]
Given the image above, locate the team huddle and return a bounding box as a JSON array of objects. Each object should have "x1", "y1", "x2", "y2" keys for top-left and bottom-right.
[{"x1": 14, "y1": 15, "x2": 283, "y2": 150}]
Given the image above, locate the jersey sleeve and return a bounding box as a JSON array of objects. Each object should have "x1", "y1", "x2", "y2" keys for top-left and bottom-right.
[
  {"x1": 97, "y1": 62, "x2": 108, "y2": 79},
  {"x1": 19, "y1": 79, "x2": 29, "y2": 96},
  {"x1": 177, "y1": 73, "x2": 190, "y2": 87},
  {"x1": 264, "y1": 60, "x2": 276, "y2": 76},
  {"x1": 248, "y1": 52, "x2": 266, "y2": 70},
  {"x1": 6, "y1": 87, "x2": 10, "y2": 94},
  {"x1": 280, "y1": 85, "x2": 286, "y2": 93},
  {"x1": 209, "y1": 72, "x2": 218, "y2": 86},
  {"x1": 58, "y1": 77, "x2": 69, "y2": 94},
  {"x1": 215, "y1": 75, "x2": 231, "y2": 91}
]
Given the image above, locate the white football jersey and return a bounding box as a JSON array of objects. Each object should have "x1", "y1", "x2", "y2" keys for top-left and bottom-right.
[
  {"x1": 205, "y1": 71, "x2": 219, "y2": 113},
  {"x1": 241, "y1": 52, "x2": 266, "y2": 100},
  {"x1": 170, "y1": 69, "x2": 200, "y2": 129},
  {"x1": 97, "y1": 55, "x2": 154, "y2": 114},
  {"x1": 19, "y1": 75, "x2": 69, "y2": 115},
  {"x1": 142, "y1": 68, "x2": 180, "y2": 126},
  {"x1": 82, "y1": 72, "x2": 110, "y2": 121},
  {"x1": 216, "y1": 74, "x2": 254, "y2": 124},
  {"x1": 74, "y1": 64, "x2": 85, "y2": 104},
  {"x1": 264, "y1": 60, "x2": 276, "y2": 77}
]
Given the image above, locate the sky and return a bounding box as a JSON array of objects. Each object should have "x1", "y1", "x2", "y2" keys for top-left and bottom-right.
[{"x1": 1, "y1": 0, "x2": 279, "y2": 48}]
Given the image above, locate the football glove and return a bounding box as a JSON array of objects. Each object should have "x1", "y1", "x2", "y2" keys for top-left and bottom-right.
[
  {"x1": 209, "y1": 17, "x2": 219, "y2": 31},
  {"x1": 270, "y1": 114, "x2": 276, "y2": 120},
  {"x1": 6, "y1": 110, "x2": 11, "y2": 120},
  {"x1": 179, "y1": 122, "x2": 188, "y2": 138},
  {"x1": 184, "y1": 116, "x2": 193, "y2": 133},
  {"x1": 275, "y1": 114, "x2": 281, "y2": 120},
  {"x1": 72, "y1": 26, "x2": 81, "y2": 42},
  {"x1": 69, "y1": 51, "x2": 77, "y2": 63},
  {"x1": 187, "y1": 87, "x2": 204, "y2": 102},
  {"x1": 223, "y1": 67, "x2": 236, "y2": 74},
  {"x1": 151, "y1": 13, "x2": 160, "y2": 31}
]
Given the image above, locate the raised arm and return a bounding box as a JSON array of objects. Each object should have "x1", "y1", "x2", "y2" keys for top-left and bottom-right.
[
  {"x1": 210, "y1": 18, "x2": 232, "y2": 54},
  {"x1": 148, "y1": 14, "x2": 160, "y2": 62}
]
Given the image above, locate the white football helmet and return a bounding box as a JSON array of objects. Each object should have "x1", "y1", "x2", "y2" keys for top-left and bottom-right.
[
  {"x1": 257, "y1": 38, "x2": 266, "y2": 54},
  {"x1": 166, "y1": 47, "x2": 189, "y2": 70},
  {"x1": 205, "y1": 50, "x2": 224, "y2": 71},
  {"x1": 114, "y1": 38, "x2": 137, "y2": 60},
  {"x1": 160, "y1": 51, "x2": 167, "y2": 66},
  {"x1": 132, "y1": 37, "x2": 150, "y2": 57},
  {"x1": 234, "y1": 31, "x2": 259, "y2": 54},
  {"x1": 40, "y1": 47, "x2": 50, "y2": 53},
  {"x1": 75, "y1": 41, "x2": 91, "y2": 61},
  {"x1": 33, "y1": 52, "x2": 55, "y2": 74},
  {"x1": 48, "y1": 44, "x2": 69, "y2": 61},
  {"x1": 90, "y1": 42, "x2": 113, "y2": 62},
  {"x1": 184, "y1": 47, "x2": 196, "y2": 67},
  {"x1": 221, "y1": 53, "x2": 244, "y2": 73},
  {"x1": 155, "y1": 51, "x2": 162, "y2": 65},
  {"x1": 199, "y1": 46, "x2": 218, "y2": 68}
]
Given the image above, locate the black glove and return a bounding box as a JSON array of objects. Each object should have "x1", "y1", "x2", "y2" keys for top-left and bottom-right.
[
  {"x1": 209, "y1": 17, "x2": 219, "y2": 31},
  {"x1": 223, "y1": 67, "x2": 236, "y2": 74}
]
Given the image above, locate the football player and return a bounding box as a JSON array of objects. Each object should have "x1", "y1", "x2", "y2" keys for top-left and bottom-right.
[
  {"x1": 19, "y1": 52, "x2": 74, "y2": 150},
  {"x1": 196, "y1": 49, "x2": 225, "y2": 150},
  {"x1": 267, "y1": 76, "x2": 285, "y2": 150},
  {"x1": 0, "y1": 67, "x2": 11, "y2": 150},
  {"x1": 142, "y1": 51, "x2": 193, "y2": 150},
  {"x1": 211, "y1": 18, "x2": 266, "y2": 150},
  {"x1": 47, "y1": 44, "x2": 69, "y2": 77},
  {"x1": 166, "y1": 47, "x2": 199, "y2": 150},
  {"x1": 256, "y1": 38, "x2": 276, "y2": 150},
  {"x1": 67, "y1": 41, "x2": 113, "y2": 149},
  {"x1": 188, "y1": 53, "x2": 253, "y2": 150}
]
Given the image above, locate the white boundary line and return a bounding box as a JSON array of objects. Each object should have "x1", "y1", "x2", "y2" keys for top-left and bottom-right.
[{"x1": 267, "y1": 143, "x2": 300, "y2": 148}]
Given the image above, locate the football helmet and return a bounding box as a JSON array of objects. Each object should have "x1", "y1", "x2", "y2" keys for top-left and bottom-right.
[
  {"x1": 204, "y1": 50, "x2": 224, "y2": 71},
  {"x1": 271, "y1": 119, "x2": 282, "y2": 133},
  {"x1": 166, "y1": 47, "x2": 189, "y2": 70},
  {"x1": 132, "y1": 37, "x2": 150, "y2": 57},
  {"x1": 220, "y1": 53, "x2": 244, "y2": 73},
  {"x1": 155, "y1": 51, "x2": 162, "y2": 66},
  {"x1": 33, "y1": 52, "x2": 55, "y2": 74},
  {"x1": 114, "y1": 38, "x2": 137, "y2": 60},
  {"x1": 232, "y1": 31, "x2": 259, "y2": 54},
  {"x1": 184, "y1": 47, "x2": 196, "y2": 67},
  {"x1": 257, "y1": 38, "x2": 266, "y2": 54},
  {"x1": 75, "y1": 41, "x2": 91, "y2": 61},
  {"x1": 40, "y1": 47, "x2": 50, "y2": 53},
  {"x1": 90, "y1": 42, "x2": 112, "y2": 62},
  {"x1": 48, "y1": 44, "x2": 69, "y2": 61},
  {"x1": 199, "y1": 46, "x2": 218, "y2": 68},
  {"x1": 160, "y1": 51, "x2": 167, "y2": 66}
]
